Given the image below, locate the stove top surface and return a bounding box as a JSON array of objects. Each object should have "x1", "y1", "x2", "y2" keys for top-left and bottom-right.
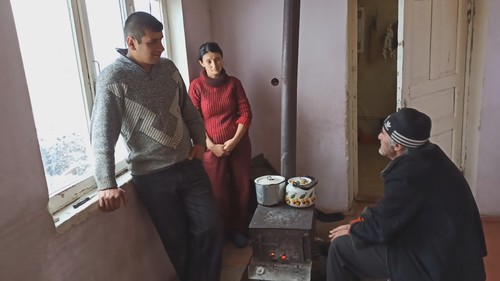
[{"x1": 249, "y1": 204, "x2": 315, "y2": 230}]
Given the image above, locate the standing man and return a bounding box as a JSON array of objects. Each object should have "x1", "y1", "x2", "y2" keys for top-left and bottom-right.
[
  {"x1": 327, "y1": 108, "x2": 487, "y2": 281},
  {"x1": 90, "y1": 12, "x2": 223, "y2": 281}
]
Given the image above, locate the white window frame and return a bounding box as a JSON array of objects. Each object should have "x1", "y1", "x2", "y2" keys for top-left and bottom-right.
[{"x1": 42, "y1": 0, "x2": 174, "y2": 224}]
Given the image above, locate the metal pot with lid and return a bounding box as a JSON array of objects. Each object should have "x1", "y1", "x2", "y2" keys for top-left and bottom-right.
[{"x1": 254, "y1": 175, "x2": 286, "y2": 206}]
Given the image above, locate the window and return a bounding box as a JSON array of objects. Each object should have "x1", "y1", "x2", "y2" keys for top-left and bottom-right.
[{"x1": 10, "y1": 0, "x2": 171, "y2": 216}]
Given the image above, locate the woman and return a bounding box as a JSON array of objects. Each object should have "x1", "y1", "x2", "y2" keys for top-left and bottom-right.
[{"x1": 188, "y1": 42, "x2": 253, "y2": 248}]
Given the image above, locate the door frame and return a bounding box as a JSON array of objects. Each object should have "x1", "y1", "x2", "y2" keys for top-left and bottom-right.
[
  {"x1": 346, "y1": 0, "x2": 477, "y2": 206},
  {"x1": 347, "y1": 0, "x2": 358, "y2": 207}
]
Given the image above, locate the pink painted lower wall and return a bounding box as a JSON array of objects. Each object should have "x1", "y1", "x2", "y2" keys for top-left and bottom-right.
[
  {"x1": 0, "y1": 2, "x2": 176, "y2": 280},
  {"x1": 0, "y1": 186, "x2": 176, "y2": 281}
]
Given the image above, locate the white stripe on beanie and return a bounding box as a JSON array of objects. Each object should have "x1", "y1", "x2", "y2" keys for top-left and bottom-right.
[{"x1": 390, "y1": 130, "x2": 429, "y2": 148}]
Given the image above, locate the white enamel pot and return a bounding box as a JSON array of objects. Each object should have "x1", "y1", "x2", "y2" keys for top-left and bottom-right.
[
  {"x1": 285, "y1": 176, "x2": 318, "y2": 208},
  {"x1": 254, "y1": 175, "x2": 286, "y2": 206}
]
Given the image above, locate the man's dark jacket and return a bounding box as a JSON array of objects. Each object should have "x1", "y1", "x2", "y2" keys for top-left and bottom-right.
[{"x1": 350, "y1": 143, "x2": 487, "y2": 281}]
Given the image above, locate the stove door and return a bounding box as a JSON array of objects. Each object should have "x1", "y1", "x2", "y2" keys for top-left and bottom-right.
[{"x1": 247, "y1": 258, "x2": 312, "y2": 281}]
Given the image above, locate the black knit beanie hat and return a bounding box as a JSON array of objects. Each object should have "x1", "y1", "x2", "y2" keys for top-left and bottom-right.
[{"x1": 383, "y1": 108, "x2": 432, "y2": 148}]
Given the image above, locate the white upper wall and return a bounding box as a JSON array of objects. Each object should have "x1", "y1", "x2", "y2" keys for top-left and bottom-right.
[
  {"x1": 476, "y1": 0, "x2": 500, "y2": 215},
  {"x1": 180, "y1": 0, "x2": 211, "y2": 82},
  {"x1": 209, "y1": 0, "x2": 284, "y2": 179},
  {"x1": 205, "y1": 0, "x2": 349, "y2": 211},
  {"x1": 463, "y1": 0, "x2": 487, "y2": 198},
  {"x1": 198, "y1": 0, "x2": 500, "y2": 214}
]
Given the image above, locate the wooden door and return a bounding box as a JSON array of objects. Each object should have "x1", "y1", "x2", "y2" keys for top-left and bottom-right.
[{"x1": 397, "y1": 0, "x2": 470, "y2": 166}]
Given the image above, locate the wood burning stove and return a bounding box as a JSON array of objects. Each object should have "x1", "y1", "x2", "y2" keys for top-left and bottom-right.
[{"x1": 247, "y1": 204, "x2": 315, "y2": 281}]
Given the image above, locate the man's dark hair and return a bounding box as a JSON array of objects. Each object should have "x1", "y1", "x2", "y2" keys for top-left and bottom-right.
[{"x1": 124, "y1": 12, "x2": 163, "y2": 44}]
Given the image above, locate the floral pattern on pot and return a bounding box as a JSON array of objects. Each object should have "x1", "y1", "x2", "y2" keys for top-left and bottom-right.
[{"x1": 285, "y1": 189, "x2": 316, "y2": 207}]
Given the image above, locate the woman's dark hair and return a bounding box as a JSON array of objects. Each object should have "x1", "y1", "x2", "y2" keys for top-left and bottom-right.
[
  {"x1": 124, "y1": 12, "x2": 163, "y2": 43},
  {"x1": 198, "y1": 42, "x2": 224, "y2": 61}
]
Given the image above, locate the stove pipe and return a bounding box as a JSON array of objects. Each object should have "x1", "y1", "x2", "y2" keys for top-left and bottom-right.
[{"x1": 281, "y1": 0, "x2": 301, "y2": 179}]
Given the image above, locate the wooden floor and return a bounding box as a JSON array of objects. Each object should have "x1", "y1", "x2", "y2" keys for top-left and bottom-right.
[
  {"x1": 357, "y1": 142, "x2": 389, "y2": 202},
  {"x1": 483, "y1": 217, "x2": 500, "y2": 280},
  {"x1": 221, "y1": 141, "x2": 500, "y2": 280}
]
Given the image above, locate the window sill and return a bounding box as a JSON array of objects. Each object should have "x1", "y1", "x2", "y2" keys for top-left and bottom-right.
[{"x1": 52, "y1": 171, "x2": 132, "y2": 233}]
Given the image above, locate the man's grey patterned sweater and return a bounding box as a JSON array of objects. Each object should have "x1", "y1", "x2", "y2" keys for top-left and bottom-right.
[{"x1": 91, "y1": 51, "x2": 205, "y2": 190}]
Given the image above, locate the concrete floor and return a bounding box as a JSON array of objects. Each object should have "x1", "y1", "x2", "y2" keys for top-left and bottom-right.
[
  {"x1": 356, "y1": 142, "x2": 389, "y2": 202},
  {"x1": 220, "y1": 243, "x2": 251, "y2": 281},
  {"x1": 483, "y1": 217, "x2": 500, "y2": 281}
]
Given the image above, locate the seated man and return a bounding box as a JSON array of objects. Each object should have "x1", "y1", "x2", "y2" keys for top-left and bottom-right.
[{"x1": 327, "y1": 108, "x2": 487, "y2": 281}]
